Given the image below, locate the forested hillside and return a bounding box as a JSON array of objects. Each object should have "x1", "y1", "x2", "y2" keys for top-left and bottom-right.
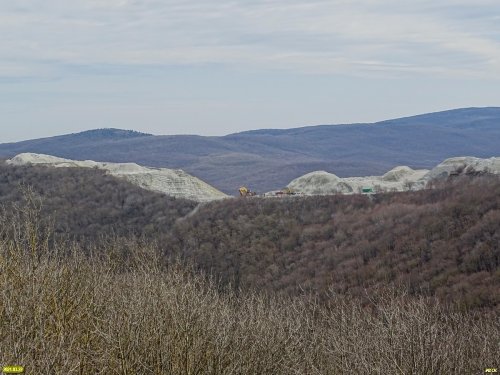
[
  {"x1": 0, "y1": 162, "x2": 196, "y2": 241},
  {"x1": 0, "y1": 162, "x2": 498, "y2": 310},
  {"x1": 0, "y1": 165, "x2": 500, "y2": 375},
  {"x1": 166, "y1": 176, "x2": 500, "y2": 310},
  {"x1": 1, "y1": 210, "x2": 496, "y2": 374}
]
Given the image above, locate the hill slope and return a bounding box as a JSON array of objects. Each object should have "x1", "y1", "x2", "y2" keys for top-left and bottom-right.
[
  {"x1": 166, "y1": 176, "x2": 500, "y2": 310},
  {"x1": 0, "y1": 162, "x2": 196, "y2": 241},
  {"x1": 0, "y1": 162, "x2": 498, "y2": 309},
  {"x1": 1, "y1": 107, "x2": 499, "y2": 193},
  {"x1": 7, "y1": 153, "x2": 228, "y2": 202}
]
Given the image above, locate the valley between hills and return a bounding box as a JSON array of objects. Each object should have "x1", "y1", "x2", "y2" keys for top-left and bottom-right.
[
  {"x1": 1, "y1": 107, "x2": 499, "y2": 194},
  {"x1": 0, "y1": 108, "x2": 498, "y2": 373}
]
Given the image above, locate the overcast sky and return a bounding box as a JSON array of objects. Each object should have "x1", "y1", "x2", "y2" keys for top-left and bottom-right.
[{"x1": 1, "y1": 0, "x2": 500, "y2": 142}]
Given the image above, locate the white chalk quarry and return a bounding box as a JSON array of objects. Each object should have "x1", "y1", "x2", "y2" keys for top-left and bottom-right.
[
  {"x1": 287, "y1": 157, "x2": 500, "y2": 196},
  {"x1": 288, "y1": 166, "x2": 428, "y2": 195},
  {"x1": 7, "y1": 153, "x2": 228, "y2": 202},
  {"x1": 421, "y1": 156, "x2": 500, "y2": 182},
  {"x1": 7, "y1": 153, "x2": 500, "y2": 200}
]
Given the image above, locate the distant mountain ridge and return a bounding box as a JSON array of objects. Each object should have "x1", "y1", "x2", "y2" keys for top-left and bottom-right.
[
  {"x1": 68, "y1": 128, "x2": 153, "y2": 139},
  {"x1": 1, "y1": 128, "x2": 152, "y2": 148},
  {"x1": 1, "y1": 107, "x2": 499, "y2": 193}
]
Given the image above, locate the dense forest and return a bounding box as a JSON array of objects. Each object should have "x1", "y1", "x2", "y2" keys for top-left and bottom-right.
[
  {"x1": 165, "y1": 176, "x2": 500, "y2": 310},
  {"x1": 0, "y1": 162, "x2": 196, "y2": 241},
  {"x1": 1, "y1": 204, "x2": 496, "y2": 374},
  {"x1": 0, "y1": 162, "x2": 499, "y2": 310},
  {"x1": 0, "y1": 161, "x2": 498, "y2": 373}
]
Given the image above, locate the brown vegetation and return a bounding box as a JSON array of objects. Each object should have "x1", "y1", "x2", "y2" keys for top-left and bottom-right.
[
  {"x1": 0, "y1": 197, "x2": 498, "y2": 374},
  {"x1": 0, "y1": 163, "x2": 196, "y2": 242},
  {"x1": 166, "y1": 176, "x2": 500, "y2": 310},
  {"x1": 0, "y1": 163, "x2": 499, "y2": 311}
]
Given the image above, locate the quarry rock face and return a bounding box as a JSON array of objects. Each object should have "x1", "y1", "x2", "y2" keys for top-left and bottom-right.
[
  {"x1": 7, "y1": 153, "x2": 228, "y2": 202},
  {"x1": 287, "y1": 156, "x2": 500, "y2": 195},
  {"x1": 381, "y1": 166, "x2": 419, "y2": 182},
  {"x1": 7, "y1": 153, "x2": 500, "y2": 200},
  {"x1": 422, "y1": 156, "x2": 500, "y2": 182},
  {"x1": 286, "y1": 171, "x2": 347, "y2": 195},
  {"x1": 288, "y1": 166, "x2": 428, "y2": 195}
]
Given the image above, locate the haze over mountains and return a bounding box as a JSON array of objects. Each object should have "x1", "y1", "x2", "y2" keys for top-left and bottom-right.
[{"x1": 1, "y1": 107, "x2": 499, "y2": 193}]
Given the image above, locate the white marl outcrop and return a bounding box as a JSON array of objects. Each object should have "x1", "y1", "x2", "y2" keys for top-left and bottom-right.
[
  {"x1": 7, "y1": 153, "x2": 500, "y2": 199},
  {"x1": 7, "y1": 153, "x2": 228, "y2": 202},
  {"x1": 287, "y1": 157, "x2": 500, "y2": 195}
]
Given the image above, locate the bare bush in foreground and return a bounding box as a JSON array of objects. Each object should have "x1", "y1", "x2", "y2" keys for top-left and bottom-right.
[{"x1": 0, "y1": 197, "x2": 498, "y2": 374}]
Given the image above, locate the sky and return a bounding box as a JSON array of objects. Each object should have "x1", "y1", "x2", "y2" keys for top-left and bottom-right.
[{"x1": 1, "y1": 0, "x2": 500, "y2": 142}]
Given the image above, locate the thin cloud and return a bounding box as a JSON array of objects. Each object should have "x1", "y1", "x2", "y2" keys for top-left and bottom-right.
[{"x1": 0, "y1": 0, "x2": 499, "y2": 78}]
